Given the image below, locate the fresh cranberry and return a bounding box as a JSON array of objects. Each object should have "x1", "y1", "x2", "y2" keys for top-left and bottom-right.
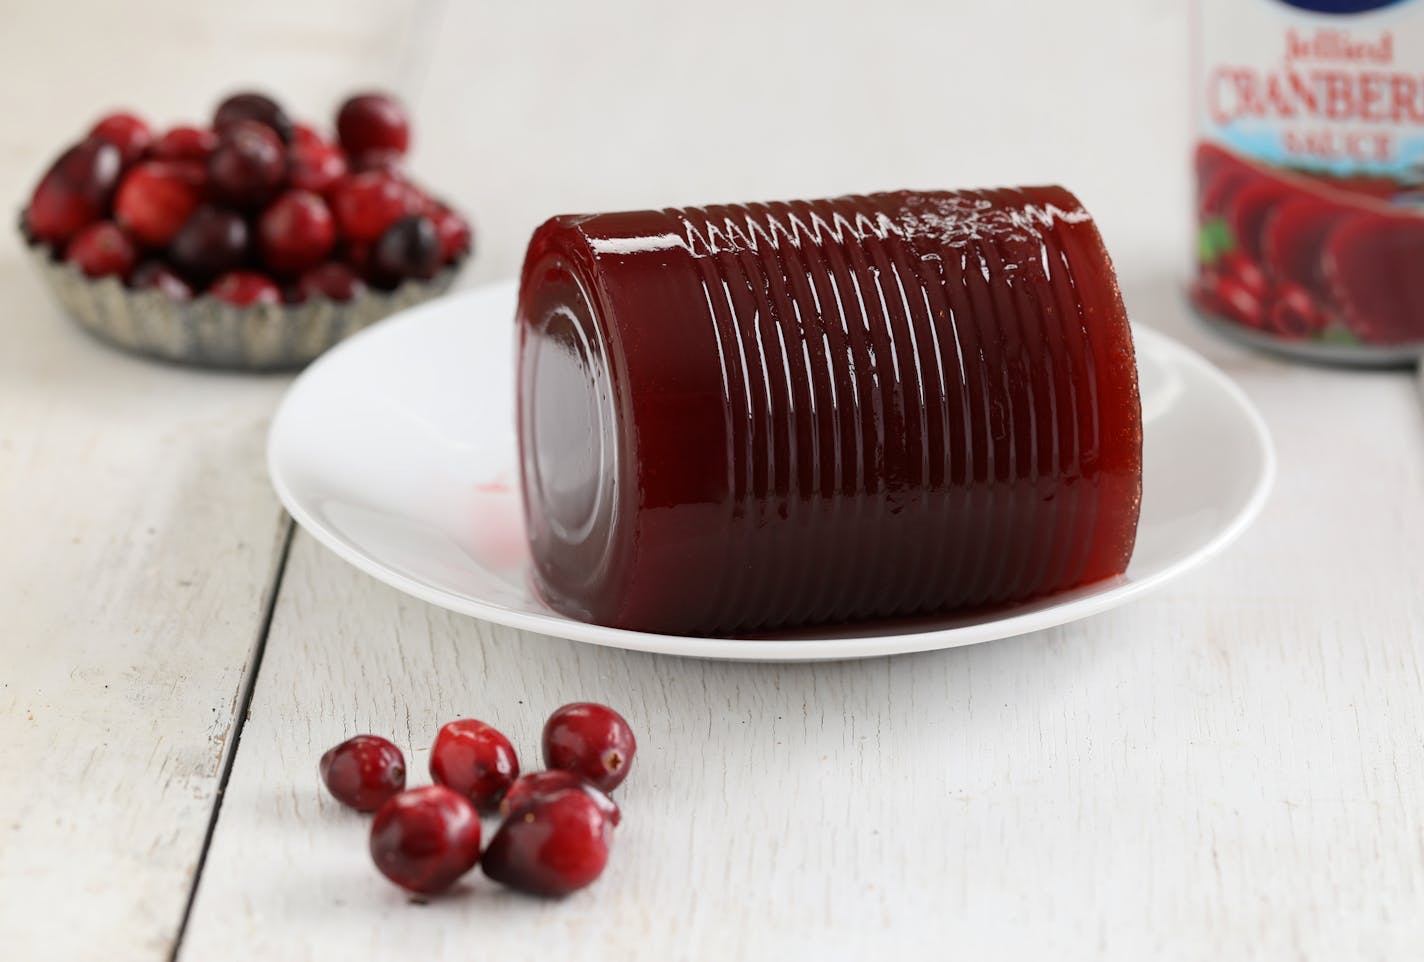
[
  {"x1": 258, "y1": 190, "x2": 336, "y2": 275},
  {"x1": 1213, "y1": 276, "x2": 1266, "y2": 330},
  {"x1": 319, "y1": 735, "x2": 406, "y2": 812},
  {"x1": 65, "y1": 221, "x2": 137, "y2": 280},
  {"x1": 213, "y1": 91, "x2": 293, "y2": 143},
  {"x1": 26, "y1": 138, "x2": 123, "y2": 246},
  {"x1": 350, "y1": 149, "x2": 405, "y2": 177},
  {"x1": 330, "y1": 172, "x2": 419, "y2": 242},
  {"x1": 130, "y1": 261, "x2": 194, "y2": 300},
  {"x1": 337, "y1": 92, "x2": 410, "y2": 157},
  {"x1": 542, "y1": 703, "x2": 636, "y2": 793},
  {"x1": 292, "y1": 123, "x2": 326, "y2": 148},
  {"x1": 1217, "y1": 251, "x2": 1269, "y2": 299},
  {"x1": 114, "y1": 161, "x2": 203, "y2": 248},
  {"x1": 209, "y1": 120, "x2": 286, "y2": 208},
  {"x1": 152, "y1": 126, "x2": 218, "y2": 164},
  {"x1": 429, "y1": 204, "x2": 472, "y2": 262},
  {"x1": 429, "y1": 718, "x2": 520, "y2": 813},
  {"x1": 369, "y1": 215, "x2": 441, "y2": 288},
  {"x1": 481, "y1": 788, "x2": 612, "y2": 897},
  {"x1": 500, "y1": 770, "x2": 621, "y2": 826},
  {"x1": 370, "y1": 785, "x2": 481, "y2": 895},
  {"x1": 88, "y1": 112, "x2": 152, "y2": 167},
  {"x1": 209, "y1": 270, "x2": 282, "y2": 307},
  {"x1": 170, "y1": 206, "x2": 249, "y2": 282},
  {"x1": 296, "y1": 261, "x2": 367, "y2": 302},
  {"x1": 288, "y1": 139, "x2": 347, "y2": 195},
  {"x1": 1269, "y1": 283, "x2": 1327, "y2": 339}
]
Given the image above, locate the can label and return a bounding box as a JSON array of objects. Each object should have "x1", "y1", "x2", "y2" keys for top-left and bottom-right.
[{"x1": 1193, "y1": 0, "x2": 1424, "y2": 355}]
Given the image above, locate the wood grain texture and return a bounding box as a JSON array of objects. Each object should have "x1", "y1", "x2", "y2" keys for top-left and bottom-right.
[
  {"x1": 182, "y1": 323, "x2": 1424, "y2": 958},
  {"x1": 0, "y1": 2, "x2": 424, "y2": 957}
]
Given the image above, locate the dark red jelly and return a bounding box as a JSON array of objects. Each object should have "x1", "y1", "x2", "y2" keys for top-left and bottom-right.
[{"x1": 516, "y1": 188, "x2": 1143, "y2": 635}]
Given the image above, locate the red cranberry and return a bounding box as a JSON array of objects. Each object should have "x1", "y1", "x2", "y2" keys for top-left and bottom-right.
[
  {"x1": 337, "y1": 92, "x2": 411, "y2": 157},
  {"x1": 429, "y1": 204, "x2": 472, "y2": 262},
  {"x1": 369, "y1": 215, "x2": 441, "y2": 289},
  {"x1": 542, "y1": 703, "x2": 636, "y2": 793},
  {"x1": 209, "y1": 270, "x2": 282, "y2": 307},
  {"x1": 170, "y1": 206, "x2": 248, "y2": 283},
  {"x1": 501, "y1": 770, "x2": 621, "y2": 826},
  {"x1": 114, "y1": 161, "x2": 203, "y2": 248},
  {"x1": 1213, "y1": 276, "x2": 1266, "y2": 330},
  {"x1": 370, "y1": 786, "x2": 482, "y2": 895},
  {"x1": 288, "y1": 139, "x2": 347, "y2": 195},
  {"x1": 213, "y1": 91, "x2": 293, "y2": 143},
  {"x1": 258, "y1": 190, "x2": 336, "y2": 275},
  {"x1": 1217, "y1": 251, "x2": 1269, "y2": 299},
  {"x1": 209, "y1": 120, "x2": 286, "y2": 208},
  {"x1": 429, "y1": 718, "x2": 520, "y2": 813},
  {"x1": 350, "y1": 149, "x2": 405, "y2": 177},
  {"x1": 330, "y1": 172, "x2": 419, "y2": 242},
  {"x1": 88, "y1": 112, "x2": 152, "y2": 167},
  {"x1": 292, "y1": 123, "x2": 326, "y2": 148},
  {"x1": 152, "y1": 126, "x2": 218, "y2": 163},
  {"x1": 1269, "y1": 283, "x2": 1327, "y2": 339},
  {"x1": 296, "y1": 262, "x2": 367, "y2": 302},
  {"x1": 130, "y1": 261, "x2": 194, "y2": 300},
  {"x1": 319, "y1": 735, "x2": 406, "y2": 811},
  {"x1": 65, "y1": 221, "x2": 137, "y2": 280},
  {"x1": 26, "y1": 138, "x2": 123, "y2": 246},
  {"x1": 481, "y1": 789, "x2": 612, "y2": 897}
]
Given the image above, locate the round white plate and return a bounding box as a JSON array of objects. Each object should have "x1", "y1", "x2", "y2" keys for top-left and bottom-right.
[{"x1": 268, "y1": 281, "x2": 1275, "y2": 661}]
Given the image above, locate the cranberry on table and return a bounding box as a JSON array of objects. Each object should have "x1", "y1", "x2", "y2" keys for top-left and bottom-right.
[
  {"x1": 65, "y1": 221, "x2": 137, "y2": 280},
  {"x1": 369, "y1": 785, "x2": 482, "y2": 895},
  {"x1": 208, "y1": 120, "x2": 286, "y2": 208},
  {"x1": 330, "y1": 171, "x2": 419, "y2": 242},
  {"x1": 169, "y1": 206, "x2": 248, "y2": 282},
  {"x1": 213, "y1": 91, "x2": 293, "y2": 143},
  {"x1": 429, "y1": 718, "x2": 519, "y2": 813},
  {"x1": 369, "y1": 214, "x2": 440, "y2": 288},
  {"x1": 88, "y1": 112, "x2": 152, "y2": 167},
  {"x1": 152, "y1": 126, "x2": 218, "y2": 163},
  {"x1": 501, "y1": 769, "x2": 621, "y2": 826},
  {"x1": 542, "y1": 703, "x2": 637, "y2": 793},
  {"x1": 296, "y1": 262, "x2": 367, "y2": 303},
  {"x1": 288, "y1": 138, "x2": 347, "y2": 195},
  {"x1": 258, "y1": 190, "x2": 336, "y2": 275},
  {"x1": 319, "y1": 735, "x2": 406, "y2": 812},
  {"x1": 209, "y1": 270, "x2": 282, "y2": 307},
  {"x1": 336, "y1": 92, "x2": 410, "y2": 157},
  {"x1": 291, "y1": 123, "x2": 326, "y2": 148},
  {"x1": 130, "y1": 261, "x2": 193, "y2": 301},
  {"x1": 114, "y1": 161, "x2": 203, "y2": 248},
  {"x1": 429, "y1": 204, "x2": 472, "y2": 262},
  {"x1": 481, "y1": 788, "x2": 613, "y2": 897},
  {"x1": 26, "y1": 138, "x2": 123, "y2": 246}
]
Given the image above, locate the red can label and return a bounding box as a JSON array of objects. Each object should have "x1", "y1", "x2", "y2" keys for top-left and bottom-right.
[{"x1": 1194, "y1": 0, "x2": 1424, "y2": 357}]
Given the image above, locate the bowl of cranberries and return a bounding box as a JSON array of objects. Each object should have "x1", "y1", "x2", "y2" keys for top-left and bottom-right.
[{"x1": 20, "y1": 90, "x2": 471, "y2": 370}]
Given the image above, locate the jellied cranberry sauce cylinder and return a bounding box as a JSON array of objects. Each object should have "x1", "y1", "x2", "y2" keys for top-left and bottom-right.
[{"x1": 516, "y1": 188, "x2": 1142, "y2": 635}]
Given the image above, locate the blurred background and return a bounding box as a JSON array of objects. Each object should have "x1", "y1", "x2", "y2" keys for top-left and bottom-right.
[{"x1": 1, "y1": 0, "x2": 1191, "y2": 295}]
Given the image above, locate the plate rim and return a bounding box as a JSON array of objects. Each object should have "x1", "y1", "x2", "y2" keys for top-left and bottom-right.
[{"x1": 267, "y1": 281, "x2": 1277, "y2": 662}]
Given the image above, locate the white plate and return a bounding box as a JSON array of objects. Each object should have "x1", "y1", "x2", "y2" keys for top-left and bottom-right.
[{"x1": 268, "y1": 281, "x2": 1274, "y2": 662}]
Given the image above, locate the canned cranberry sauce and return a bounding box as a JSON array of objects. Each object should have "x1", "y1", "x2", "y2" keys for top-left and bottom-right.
[{"x1": 1193, "y1": 0, "x2": 1424, "y2": 365}]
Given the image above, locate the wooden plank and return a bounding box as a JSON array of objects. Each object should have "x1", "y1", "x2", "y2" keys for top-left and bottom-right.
[
  {"x1": 0, "y1": 2, "x2": 426, "y2": 956},
  {"x1": 180, "y1": 347, "x2": 1424, "y2": 959}
]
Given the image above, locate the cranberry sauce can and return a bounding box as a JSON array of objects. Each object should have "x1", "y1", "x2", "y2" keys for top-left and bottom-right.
[{"x1": 1192, "y1": 0, "x2": 1424, "y2": 365}]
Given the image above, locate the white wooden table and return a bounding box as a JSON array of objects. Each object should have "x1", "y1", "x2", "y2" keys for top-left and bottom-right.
[{"x1": 3, "y1": 1, "x2": 1422, "y2": 959}]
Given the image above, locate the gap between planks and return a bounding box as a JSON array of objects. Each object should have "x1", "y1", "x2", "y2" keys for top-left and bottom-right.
[{"x1": 167, "y1": 518, "x2": 297, "y2": 962}]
